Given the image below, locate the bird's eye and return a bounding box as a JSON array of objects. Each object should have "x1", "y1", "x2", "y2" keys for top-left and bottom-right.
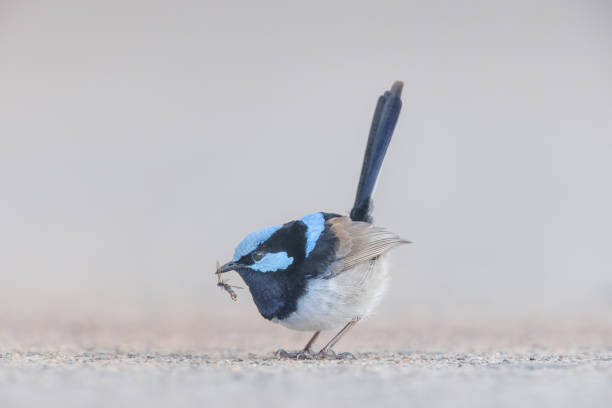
[{"x1": 252, "y1": 251, "x2": 266, "y2": 262}]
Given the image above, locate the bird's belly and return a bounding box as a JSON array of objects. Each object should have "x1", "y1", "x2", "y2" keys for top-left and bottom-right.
[{"x1": 276, "y1": 257, "x2": 389, "y2": 331}]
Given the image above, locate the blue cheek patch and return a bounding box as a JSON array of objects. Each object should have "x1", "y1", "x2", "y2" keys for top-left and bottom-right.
[
  {"x1": 249, "y1": 252, "x2": 294, "y2": 272},
  {"x1": 300, "y1": 212, "x2": 325, "y2": 257},
  {"x1": 233, "y1": 225, "x2": 282, "y2": 261}
]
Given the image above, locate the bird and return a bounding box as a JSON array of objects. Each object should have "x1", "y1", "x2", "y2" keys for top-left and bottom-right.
[{"x1": 216, "y1": 81, "x2": 409, "y2": 358}]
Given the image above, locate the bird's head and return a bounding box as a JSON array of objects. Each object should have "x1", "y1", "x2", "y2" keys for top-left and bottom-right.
[{"x1": 217, "y1": 212, "x2": 334, "y2": 319}]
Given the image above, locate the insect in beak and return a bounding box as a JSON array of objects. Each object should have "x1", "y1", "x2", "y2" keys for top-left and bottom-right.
[{"x1": 215, "y1": 260, "x2": 243, "y2": 301}]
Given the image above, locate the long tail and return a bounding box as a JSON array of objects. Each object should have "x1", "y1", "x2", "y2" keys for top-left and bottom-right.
[{"x1": 350, "y1": 81, "x2": 403, "y2": 223}]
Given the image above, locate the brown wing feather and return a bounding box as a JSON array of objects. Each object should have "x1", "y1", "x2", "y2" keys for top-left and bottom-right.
[{"x1": 327, "y1": 216, "x2": 409, "y2": 275}]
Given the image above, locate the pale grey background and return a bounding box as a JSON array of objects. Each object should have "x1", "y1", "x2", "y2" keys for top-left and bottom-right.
[{"x1": 1, "y1": 0, "x2": 611, "y2": 323}]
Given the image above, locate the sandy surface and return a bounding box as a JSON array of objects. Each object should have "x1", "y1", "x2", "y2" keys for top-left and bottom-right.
[{"x1": 1, "y1": 313, "x2": 611, "y2": 407}]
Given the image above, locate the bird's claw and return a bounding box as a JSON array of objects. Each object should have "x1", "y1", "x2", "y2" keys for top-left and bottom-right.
[
  {"x1": 274, "y1": 349, "x2": 356, "y2": 360},
  {"x1": 315, "y1": 350, "x2": 356, "y2": 360},
  {"x1": 274, "y1": 349, "x2": 316, "y2": 360}
]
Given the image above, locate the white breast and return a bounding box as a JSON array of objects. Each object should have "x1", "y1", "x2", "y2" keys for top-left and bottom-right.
[{"x1": 277, "y1": 257, "x2": 389, "y2": 331}]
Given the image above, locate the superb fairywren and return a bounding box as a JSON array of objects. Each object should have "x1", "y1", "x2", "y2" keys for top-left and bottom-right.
[{"x1": 217, "y1": 81, "x2": 408, "y2": 357}]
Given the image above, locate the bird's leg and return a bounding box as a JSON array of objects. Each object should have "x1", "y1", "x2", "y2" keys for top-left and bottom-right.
[
  {"x1": 302, "y1": 331, "x2": 320, "y2": 354},
  {"x1": 317, "y1": 319, "x2": 360, "y2": 359}
]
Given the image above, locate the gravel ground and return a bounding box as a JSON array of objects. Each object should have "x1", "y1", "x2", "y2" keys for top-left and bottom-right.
[
  {"x1": 2, "y1": 349, "x2": 611, "y2": 408},
  {"x1": 1, "y1": 313, "x2": 611, "y2": 407}
]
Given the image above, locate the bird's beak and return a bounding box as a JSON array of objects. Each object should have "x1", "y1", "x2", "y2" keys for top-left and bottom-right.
[{"x1": 215, "y1": 261, "x2": 242, "y2": 274}]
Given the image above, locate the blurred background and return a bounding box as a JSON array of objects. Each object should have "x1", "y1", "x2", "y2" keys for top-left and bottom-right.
[{"x1": 1, "y1": 1, "x2": 611, "y2": 345}]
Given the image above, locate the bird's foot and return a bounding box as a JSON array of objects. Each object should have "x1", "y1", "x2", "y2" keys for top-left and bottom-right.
[
  {"x1": 315, "y1": 349, "x2": 357, "y2": 360},
  {"x1": 274, "y1": 349, "x2": 316, "y2": 360}
]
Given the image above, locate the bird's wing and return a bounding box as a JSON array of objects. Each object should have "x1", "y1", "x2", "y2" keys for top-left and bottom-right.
[{"x1": 325, "y1": 216, "x2": 409, "y2": 276}]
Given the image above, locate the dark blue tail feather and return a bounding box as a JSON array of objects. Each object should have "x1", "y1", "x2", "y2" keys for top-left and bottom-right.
[{"x1": 350, "y1": 81, "x2": 403, "y2": 223}]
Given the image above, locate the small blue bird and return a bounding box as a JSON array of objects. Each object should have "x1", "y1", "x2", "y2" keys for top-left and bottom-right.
[{"x1": 217, "y1": 81, "x2": 409, "y2": 358}]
